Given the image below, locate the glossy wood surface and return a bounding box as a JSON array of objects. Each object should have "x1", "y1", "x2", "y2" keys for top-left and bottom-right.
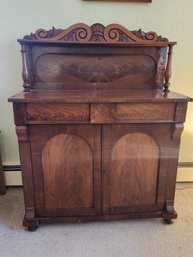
[
  {"x1": 42, "y1": 133, "x2": 93, "y2": 210},
  {"x1": 29, "y1": 124, "x2": 101, "y2": 217},
  {"x1": 9, "y1": 90, "x2": 189, "y2": 103},
  {"x1": 35, "y1": 54, "x2": 157, "y2": 89},
  {"x1": 17, "y1": 23, "x2": 176, "y2": 92},
  {"x1": 26, "y1": 103, "x2": 89, "y2": 121},
  {"x1": 9, "y1": 24, "x2": 189, "y2": 230},
  {"x1": 110, "y1": 132, "x2": 159, "y2": 207},
  {"x1": 20, "y1": 23, "x2": 174, "y2": 45},
  {"x1": 91, "y1": 102, "x2": 175, "y2": 123},
  {"x1": 102, "y1": 123, "x2": 178, "y2": 215}
]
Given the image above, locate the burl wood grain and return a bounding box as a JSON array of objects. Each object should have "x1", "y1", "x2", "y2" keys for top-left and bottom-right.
[
  {"x1": 18, "y1": 23, "x2": 176, "y2": 92},
  {"x1": 91, "y1": 103, "x2": 175, "y2": 123},
  {"x1": 110, "y1": 132, "x2": 159, "y2": 207},
  {"x1": 36, "y1": 54, "x2": 155, "y2": 87},
  {"x1": 26, "y1": 103, "x2": 89, "y2": 121},
  {"x1": 42, "y1": 133, "x2": 93, "y2": 209}
]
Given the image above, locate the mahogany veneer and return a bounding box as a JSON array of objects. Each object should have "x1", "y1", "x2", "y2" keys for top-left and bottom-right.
[{"x1": 9, "y1": 23, "x2": 189, "y2": 230}]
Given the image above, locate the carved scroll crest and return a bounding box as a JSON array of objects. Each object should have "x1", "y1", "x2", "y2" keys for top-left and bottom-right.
[
  {"x1": 103, "y1": 24, "x2": 167, "y2": 43},
  {"x1": 24, "y1": 23, "x2": 92, "y2": 42},
  {"x1": 23, "y1": 23, "x2": 168, "y2": 44}
]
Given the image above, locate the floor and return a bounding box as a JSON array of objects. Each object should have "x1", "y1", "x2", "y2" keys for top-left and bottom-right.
[{"x1": 0, "y1": 184, "x2": 193, "y2": 257}]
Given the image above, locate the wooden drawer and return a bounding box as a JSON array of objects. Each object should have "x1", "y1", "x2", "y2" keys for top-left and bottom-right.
[
  {"x1": 91, "y1": 103, "x2": 176, "y2": 123},
  {"x1": 26, "y1": 103, "x2": 89, "y2": 122}
]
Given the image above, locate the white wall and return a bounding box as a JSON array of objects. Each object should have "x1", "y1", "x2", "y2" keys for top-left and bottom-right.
[{"x1": 0, "y1": 0, "x2": 193, "y2": 169}]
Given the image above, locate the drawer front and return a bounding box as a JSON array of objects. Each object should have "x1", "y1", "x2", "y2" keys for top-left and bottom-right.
[
  {"x1": 26, "y1": 104, "x2": 89, "y2": 122},
  {"x1": 91, "y1": 103, "x2": 175, "y2": 123}
]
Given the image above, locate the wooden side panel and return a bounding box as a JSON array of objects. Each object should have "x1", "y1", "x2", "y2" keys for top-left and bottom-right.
[
  {"x1": 16, "y1": 126, "x2": 38, "y2": 228},
  {"x1": 110, "y1": 133, "x2": 159, "y2": 207},
  {"x1": 42, "y1": 134, "x2": 93, "y2": 209},
  {"x1": 175, "y1": 102, "x2": 188, "y2": 123}
]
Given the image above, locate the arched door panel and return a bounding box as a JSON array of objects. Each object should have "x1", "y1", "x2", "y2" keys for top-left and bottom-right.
[
  {"x1": 42, "y1": 133, "x2": 93, "y2": 210},
  {"x1": 102, "y1": 125, "x2": 161, "y2": 214},
  {"x1": 111, "y1": 132, "x2": 159, "y2": 207},
  {"x1": 29, "y1": 124, "x2": 101, "y2": 216}
]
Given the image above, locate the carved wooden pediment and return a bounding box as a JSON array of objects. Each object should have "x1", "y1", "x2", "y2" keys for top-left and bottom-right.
[{"x1": 22, "y1": 23, "x2": 170, "y2": 44}]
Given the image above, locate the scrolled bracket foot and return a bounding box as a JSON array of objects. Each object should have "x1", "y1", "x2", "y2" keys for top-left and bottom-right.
[
  {"x1": 23, "y1": 218, "x2": 39, "y2": 231},
  {"x1": 23, "y1": 207, "x2": 39, "y2": 231},
  {"x1": 162, "y1": 200, "x2": 177, "y2": 224}
]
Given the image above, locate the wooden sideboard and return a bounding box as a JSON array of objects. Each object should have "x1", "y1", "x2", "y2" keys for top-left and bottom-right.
[{"x1": 9, "y1": 23, "x2": 189, "y2": 231}]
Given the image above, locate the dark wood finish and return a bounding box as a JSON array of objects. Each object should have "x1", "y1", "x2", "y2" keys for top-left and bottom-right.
[
  {"x1": 106, "y1": 129, "x2": 159, "y2": 209},
  {"x1": 91, "y1": 103, "x2": 175, "y2": 123},
  {"x1": 42, "y1": 134, "x2": 93, "y2": 210},
  {"x1": 102, "y1": 124, "x2": 182, "y2": 215},
  {"x1": 164, "y1": 45, "x2": 173, "y2": 92},
  {"x1": 21, "y1": 23, "x2": 171, "y2": 44},
  {"x1": 29, "y1": 124, "x2": 101, "y2": 217},
  {"x1": 9, "y1": 90, "x2": 189, "y2": 103},
  {"x1": 26, "y1": 103, "x2": 89, "y2": 122},
  {"x1": 18, "y1": 23, "x2": 175, "y2": 92},
  {"x1": 9, "y1": 23, "x2": 189, "y2": 230}
]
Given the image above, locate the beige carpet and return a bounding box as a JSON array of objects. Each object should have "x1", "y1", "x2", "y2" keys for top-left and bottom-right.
[{"x1": 0, "y1": 184, "x2": 193, "y2": 257}]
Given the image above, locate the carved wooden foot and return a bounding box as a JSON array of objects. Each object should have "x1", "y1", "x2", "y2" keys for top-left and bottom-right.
[
  {"x1": 23, "y1": 216, "x2": 39, "y2": 231},
  {"x1": 23, "y1": 207, "x2": 39, "y2": 231},
  {"x1": 162, "y1": 200, "x2": 177, "y2": 224},
  {"x1": 24, "y1": 219, "x2": 39, "y2": 231},
  {"x1": 27, "y1": 225, "x2": 39, "y2": 232},
  {"x1": 164, "y1": 218, "x2": 173, "y2": 224}
]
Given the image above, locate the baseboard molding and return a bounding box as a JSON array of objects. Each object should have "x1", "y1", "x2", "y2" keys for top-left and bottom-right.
[
  {"x1": 3, "y1": 165, "x2": 21, "y2": 171},
  {"x1": 177, "y1": 162, "x2": 193, "y2": 182},
  {"x1": 2, "y1": 163, "x2": 193, "y2": 186},
  {"x1": 4, "y1": 171, "x2": 22, "y2": 186},
  {"x1": 3, "y1": 165, "x2": 22, "y2": 186}
]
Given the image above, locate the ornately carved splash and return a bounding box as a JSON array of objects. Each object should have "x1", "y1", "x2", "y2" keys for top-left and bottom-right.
[{"x1": 23, "y1": 23, "x2": 168, "y2": 43}]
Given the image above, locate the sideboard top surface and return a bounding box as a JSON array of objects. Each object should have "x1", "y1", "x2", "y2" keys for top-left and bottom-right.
[{"x1": 8, "y1": 90, "x2": 190, "y2": 103}]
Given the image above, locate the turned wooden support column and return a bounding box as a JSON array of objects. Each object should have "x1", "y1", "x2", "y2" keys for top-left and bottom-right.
[
  {"x1": 21, "y1": 44, "x2": 31, "y2": 92},
  {"x1": 164, "y1": 45, "x2": 173, "y2": 92}
]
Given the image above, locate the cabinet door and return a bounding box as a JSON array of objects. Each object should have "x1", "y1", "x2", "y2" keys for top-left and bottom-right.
[
  {"x1": 29, "y1": 124, "x2": 101, "y2": 217},
  {"x1": 102, "y1": 124, "x2": 174, "y2": 214}
]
